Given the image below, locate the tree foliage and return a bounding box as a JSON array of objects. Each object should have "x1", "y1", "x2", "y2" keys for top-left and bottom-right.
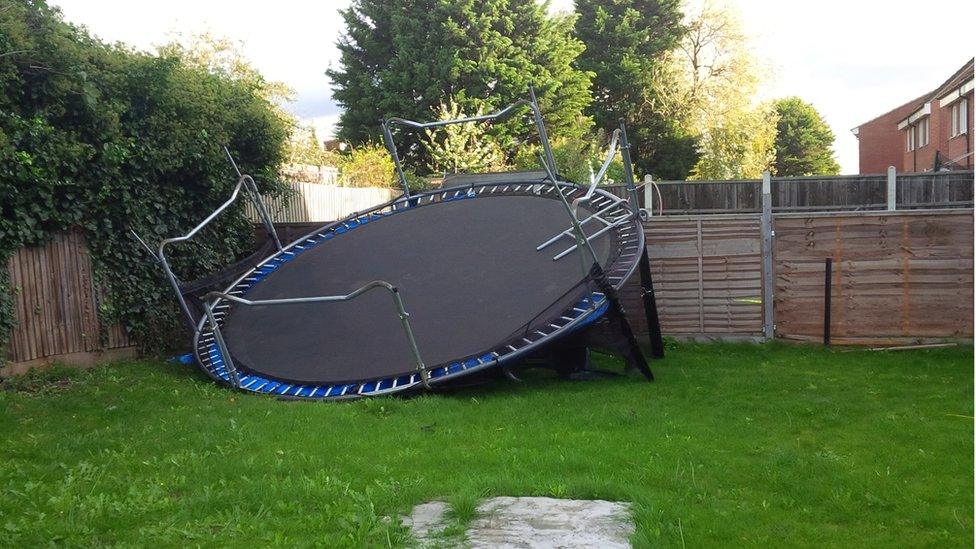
[
  {"x1": 284, "y1": 124, "x2": 338, "y2": 169},
  {"x1": 513, "y1": 130, "x2": 624, "y2": 185},
  {"x1": 656, "y1": 1, "x2": 777, "y2": 179},
  {"x1": 336, "y1": 143, "x2": 395, "y2": 188},
  {"x1": 691, "y1": 102, "x2": 778, "y2": 180},
  {"x1": 422, "y1": 99, "x2": 507, "y2": 174},
  {"x1": 772, "y1": 97, "x2": 840, "y2": 176},
  {"x1": 0, "y1": 0, "x2": 288, "y2": 357},
  {"x1": 573, "y1": 0, "x2": 696, "y2": 179},
  {"x1": 327, "y1": 0, "x2": 593, "y2": 170}
]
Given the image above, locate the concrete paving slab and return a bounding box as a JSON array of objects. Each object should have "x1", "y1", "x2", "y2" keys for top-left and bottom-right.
[{"x1": 405, "y1": 496, "x2": 633, "y2": 548}]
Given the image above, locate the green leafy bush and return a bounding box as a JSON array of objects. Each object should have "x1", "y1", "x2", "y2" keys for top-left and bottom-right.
[
  {"x1": 336, "y1": 143, "x2": 395, "y2": 188},
  {"x1": 514, "y1": 131, "x2": 625, "y2": 184},
  {"x1": 0, "y1": 1, "x2": 288, "y2": 357}
]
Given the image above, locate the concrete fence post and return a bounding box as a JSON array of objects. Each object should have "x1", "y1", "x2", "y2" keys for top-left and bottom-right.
[
  {"x1": 643, "y1": 174, "x2": 654, "y2": 217},
  {"x1": 887, "y1": 166, "x2": 897, "y2": 211},
  {"x1": 761, "y1": 171, "x2": 775, "y2": 341}
]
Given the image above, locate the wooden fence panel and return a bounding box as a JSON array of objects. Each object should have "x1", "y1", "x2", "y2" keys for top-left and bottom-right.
[
  {"x1": 773, "y1": 211, "x2": 974, "y2": 342},
  {"x1": 4, "y1": 230, "x2": 131, "y2": 368},
  {"x1": 640, "y1": 215, "x2": 764, "y2": 337},
  {"x1": 632, "y1": 171, "x2": 973, "y2": 214}
]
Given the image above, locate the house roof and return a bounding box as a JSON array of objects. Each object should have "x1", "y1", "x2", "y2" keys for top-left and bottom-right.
[
  {"x1": 896, "y1": 58, "x2": 975, "y2": 126},
  {"x1": 853, "y1": 58, "x2": 975, "y2": 132}
]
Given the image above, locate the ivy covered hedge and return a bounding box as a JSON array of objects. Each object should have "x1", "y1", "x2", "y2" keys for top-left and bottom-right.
[{"x1": 0, "y1": 1, "x2": 288, "y2": 358}]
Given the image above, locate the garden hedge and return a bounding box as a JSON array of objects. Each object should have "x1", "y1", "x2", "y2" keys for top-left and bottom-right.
[{"x1": 0, "y1": 0, "x2": 288, "y2": 360}]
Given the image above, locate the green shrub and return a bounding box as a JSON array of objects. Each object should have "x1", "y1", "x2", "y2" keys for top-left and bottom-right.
[
  {"x1": 0, "y1": 1, "x2": 288, "y2": 357},
  {"x1": 514, "y1": 131, "x2": 625, "y2": 184},
  {"x1": 336, "y1": 143, "x2": 395, "y2": 188}
]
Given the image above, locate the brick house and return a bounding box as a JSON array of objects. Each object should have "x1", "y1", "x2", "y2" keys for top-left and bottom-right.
[{"x1": 853, "y1": 59, "x2": 973, "y2": 174}]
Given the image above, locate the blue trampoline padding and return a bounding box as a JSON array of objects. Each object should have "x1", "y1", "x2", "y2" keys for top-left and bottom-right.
[{"x1": 206, "y1": 293, "x2": 608, "y2": 398}]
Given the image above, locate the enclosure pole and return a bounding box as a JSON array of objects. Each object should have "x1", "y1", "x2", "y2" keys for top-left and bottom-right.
[
  {"x1": 529, "y1": 87, "x2": 558, "y2": 177},
  {"x1": 823, "y1": 257, "x2": 833, "y2": 346},
  {"x1": 761, "y1": 171, "x2": 775, "y2": 341},
  {"x1": 617, "y1": 120, "x2": 641, "y2": 213},
  {"x1": 381, "y1": 119, "x2": 411, "y2": 198},
  {"x1": 886, "y1": 166, "x2": 897, "y2": 211}
]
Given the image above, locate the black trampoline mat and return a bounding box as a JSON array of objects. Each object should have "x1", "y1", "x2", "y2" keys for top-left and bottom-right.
[{"x1": 221, "y1": 194, "x2": 614, "y2": 384}]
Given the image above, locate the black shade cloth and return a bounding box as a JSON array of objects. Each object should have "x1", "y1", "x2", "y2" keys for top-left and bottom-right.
[{"x1": 221, "y1": 194, "x2": 615, "y2": 385}]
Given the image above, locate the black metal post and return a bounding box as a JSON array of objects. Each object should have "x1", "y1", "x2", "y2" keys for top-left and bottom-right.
[
  {"x1": 823, "y1": 257, "x2": 832, "y2": 346},
  {"x1": 639, "y1": 247, "x2": 665, "y2": 359}
]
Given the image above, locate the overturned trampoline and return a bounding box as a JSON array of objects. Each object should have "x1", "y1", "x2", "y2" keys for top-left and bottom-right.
[{"x1": 138, "y1": 92, "x2": 664, "y2": 400}]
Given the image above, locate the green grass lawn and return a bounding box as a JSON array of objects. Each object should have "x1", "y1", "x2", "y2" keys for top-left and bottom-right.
[{"x1": 1, "y1": 342, "x2": 972, "y2": 547}]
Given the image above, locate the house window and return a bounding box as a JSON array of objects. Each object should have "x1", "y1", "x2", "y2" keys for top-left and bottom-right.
[
  {"x1": 918, "y1": 117, "x2": 929, "y2": 148},
  {"x1": 951, "y1": 98, "x2": 968, "y2": 137},
  {"x1": 907, "y1": 126, "x2": 915, "y2": 151}
]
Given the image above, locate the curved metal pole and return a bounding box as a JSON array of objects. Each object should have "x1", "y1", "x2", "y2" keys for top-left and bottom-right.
[
  {"x1": 386, "y1": 99, "x2": 534, "y2": 130},
  {"x1": 380, "y1": 91, "x2": 558, "y2": 198},
  {"x1": 590, "y1": 129, "x2": 621, "y2": 193},
  {"x1": 153, "y1": 166, "x2": 283, "y2": 328},
  {"x1": 225, "y1": 147, "x2": 282, "y2": 251},
  {"x1": 203, "y1": 280, "x2": 430, "y2": 389},
  {"x1": 381, "y1": 119, "x2": 411, "y2": 198},
  {"x1": 154, "y1": 174, "x2": 249, "y2": 325}
]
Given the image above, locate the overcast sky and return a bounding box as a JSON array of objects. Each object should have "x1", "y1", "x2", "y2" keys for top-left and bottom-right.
[{"x1": 51, "y1": 0, "x2": 974, "y2": 174}]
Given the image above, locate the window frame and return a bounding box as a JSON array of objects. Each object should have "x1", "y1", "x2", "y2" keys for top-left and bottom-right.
[{"x1": 950, "y1": 98, "x2": 969, "y2": 138}]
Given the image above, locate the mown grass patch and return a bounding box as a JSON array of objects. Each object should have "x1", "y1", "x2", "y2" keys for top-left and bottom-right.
[{"x1": 1, "y1": 342, "x2": 972, "y2": 547}]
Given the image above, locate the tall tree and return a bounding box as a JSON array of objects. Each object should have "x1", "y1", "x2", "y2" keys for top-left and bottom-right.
[
  {"x1": 657, "y1": 1, "x2": 777, "y2": 180},
  {"x1": 573, "y1": 0, "x2": 695, "y2": 179},
  {"x1": 327, "y1": 0, "x2": 593, "y2": 172},
  {"x1": 772, "y1": 97, "x2": 840, "y2": 176}
]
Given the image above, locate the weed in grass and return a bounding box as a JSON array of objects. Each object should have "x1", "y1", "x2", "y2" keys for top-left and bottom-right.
[{"x1": 0, "y1": 364, "x2": 83, "y2": 395}]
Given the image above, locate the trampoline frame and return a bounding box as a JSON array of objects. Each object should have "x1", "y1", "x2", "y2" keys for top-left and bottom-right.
[
  {"x1": 142, "y1": 93, "x2": 648, "y2": 399},
  {"x1": 190, "y1": 181, "x2": 642, "y2": 398}
]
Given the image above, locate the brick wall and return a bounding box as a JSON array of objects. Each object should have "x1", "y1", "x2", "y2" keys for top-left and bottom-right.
[
  {"x1": 902, "y1": 90, "x2": 974, "y2": 172},
  {"x1": 857, "y1": 98, "x2": 923, "y2": 174}
]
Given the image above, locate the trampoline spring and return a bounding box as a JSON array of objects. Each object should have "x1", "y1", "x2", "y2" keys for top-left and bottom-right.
[
  {"x1": 507, "y1": 345, "x2": 518, "y2": 352},
  {"x1": 522, "y1": 337, "x2": 534, "y2": 345}
]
